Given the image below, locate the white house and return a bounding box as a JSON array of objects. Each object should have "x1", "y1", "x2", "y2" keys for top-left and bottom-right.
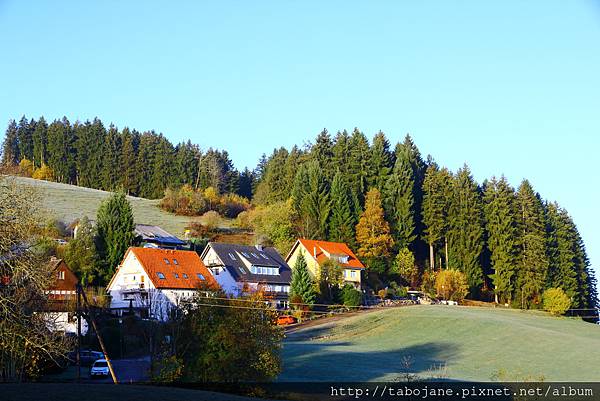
[{"x1": 107, "y1": 247, "x2": 219, "y2": 321}]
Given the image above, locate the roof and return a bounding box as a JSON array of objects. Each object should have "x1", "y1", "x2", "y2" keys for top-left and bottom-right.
[
  {"x1": 290, "y1": 239, "x2": 365, "y2": 269},
  {"x1": 124, "y1": 247, "x2": 218, "y2": 290},
  {"x1": 48, "y1": 257, "x2": 79, "y2": 291},
  {"x1": 134, "y1": 224, "x2": 186, "y2": 246},
  {"x1": 202, "y1": 242, "x2": 292, "y2": 284}
]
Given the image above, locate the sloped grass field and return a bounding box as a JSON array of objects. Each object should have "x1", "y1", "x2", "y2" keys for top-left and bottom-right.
[
  {"x1": 7, "y1": 176, "x2": 196, "y2": 237},
  {"x1": 280, "y1": 305, "x2": 600, "y2": 382}
]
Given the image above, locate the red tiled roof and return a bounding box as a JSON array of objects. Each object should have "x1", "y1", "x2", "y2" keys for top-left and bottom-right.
[
  {"x1": 296, "y1": 239, "x2": 365, "y2": 269},
  {"x1": 127, "y1": 247, "x2": 219, "y2": 290}
]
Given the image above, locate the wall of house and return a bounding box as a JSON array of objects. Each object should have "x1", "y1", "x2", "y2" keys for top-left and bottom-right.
[
  {"x1": 45, "y1": 312, "x2": 88, "y2": 335},
  {"x1": 287, "y1": 244, "x2": 362, "y2": 287},
  {"x1": 201, "y1": 247, "x2": 242, "y2": 296}
]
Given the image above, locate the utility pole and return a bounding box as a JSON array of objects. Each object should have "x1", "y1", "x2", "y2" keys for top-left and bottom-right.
[
  {"x1": 78, "y1": 284, "x2": 119, "y2": 384},
  {"x1": 76, "y1": 284, "x2": 82, "y2": 382}
]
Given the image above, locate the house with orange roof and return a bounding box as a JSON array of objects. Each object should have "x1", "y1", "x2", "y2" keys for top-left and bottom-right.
[
  {"x1": 107, "y1": 247, "x2": 219, "y2": 320},
  {"x1": 285, "y1": 239, "x2": 365, "y2": 289}
]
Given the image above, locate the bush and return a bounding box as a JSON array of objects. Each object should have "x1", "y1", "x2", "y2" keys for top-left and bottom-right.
[
  {"x1": 201, "y1": 211, "x2": 222, "y2": 231},
  {"x1": 543, "y1": 288, "x2": 572, "y2": 315},
  {"x1": 341, "y1": 284, "x2": 362, "y2": 307},
  {"x1": 19, "y1": 159, "x2": 34, "y2": 176},
  {"x1": 420, "y1": 270, "x2": 437, "y2": 297},
  {"x1": 160, "y1": 185, "x2": 249, "y2": 217},
  {"x1": 32, "y1": 164, "x2": 54, "y2": 181},
  {"x1": 435, "y1": 269, "x2": 468, "y2": 302}
]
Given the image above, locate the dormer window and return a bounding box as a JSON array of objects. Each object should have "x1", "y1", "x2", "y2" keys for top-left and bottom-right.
[
  {"x1": 182, "y1": 273, "x2": 189, "y2": 279},
  {"x1": 163, "y1": 258, "x2": 170, "y2": 265},
  {"x1": 228, "y1": 253, "x2": 236, "y2": 260},
  {"x1": 196, "y1": 273, "x2": 205, "y2": 280},
  {"x1": 174, "y1": 273, "x2": 179, "y2": 278},
  {"x1": 157, "y1": 272, "x2": 165, "y2": 279},
  {"x1": 173, "y1": 259, "x2": 178, "y2": 265}
]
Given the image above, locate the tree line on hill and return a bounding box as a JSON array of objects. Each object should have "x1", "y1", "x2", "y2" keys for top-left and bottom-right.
[{"x1": 1, "y1": 116, "x2": 597, "y2": 311}]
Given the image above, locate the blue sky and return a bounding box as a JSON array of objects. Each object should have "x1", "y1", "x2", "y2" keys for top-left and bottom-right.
[{"x1": 1, "y1": 1, "x2": 599, "y2": 277}]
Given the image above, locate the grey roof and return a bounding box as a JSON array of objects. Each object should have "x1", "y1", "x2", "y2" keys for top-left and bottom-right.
[
  {"x1": 134, "y1": 224, "x2": 186, "y2": 246},
  {"x1": 206, "y1": 242, "x2": 291, "y2": 284}
]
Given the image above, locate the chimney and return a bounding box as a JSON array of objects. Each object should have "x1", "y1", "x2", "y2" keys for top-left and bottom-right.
[{"x1": 255, "y1": 244, "x2": 263, "y2": 251}]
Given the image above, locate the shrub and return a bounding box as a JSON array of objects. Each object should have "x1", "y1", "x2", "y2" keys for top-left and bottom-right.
[
  {"x1": 341, "y1": 284, "x2": 362, "y2": 307},
  {"x1": 32, "y1": 164, "x2": 54, "y2": 181},
  {"x1": 543, "y1": 288, "x2": 572, "y2": 315},
  {"x1": 201, "y1": 211, "x2": 222, "y2": 231},
  {"x1": 234, "y1": 210, "x2": 252, "y2": 229},
  {"x1": 377, "y1": 289, "x2": 387, "y2": 300},
  {"x1": 392, "y1": 247, "x2": 417, "y2": 285},
  {"x1": 18, "y1": 159, "x2": 35, "y2": 176},
  {"x1": 435, "y1": 269, "x2": 468, "y2": 302}
]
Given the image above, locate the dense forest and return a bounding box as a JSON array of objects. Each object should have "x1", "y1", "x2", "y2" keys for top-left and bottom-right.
[{"x1": 1, "y1": 115, "x2": 597, "y2": 310}]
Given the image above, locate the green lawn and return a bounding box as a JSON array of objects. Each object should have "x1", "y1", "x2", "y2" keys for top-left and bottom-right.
[
  {"x1": 280, "y1": 305, "x2": 600, "y2": 382},
  {"x1": 6, "y1": 176, "x2": 197, "y2": 237}
]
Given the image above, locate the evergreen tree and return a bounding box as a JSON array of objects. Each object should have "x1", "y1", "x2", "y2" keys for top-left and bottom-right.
[
  {"x1": 102, "y1": 124, "x2": 123, "y2": 190},
  {"x1": 46, "y1": 117, "x2": 76, "y2": 184},
  {"x1": 328, "y1": 171, "x2": 356, "y2": 247},
  {"x1": 135, "y1": 132, "x2": 159, "y2": 198},
  {"x1": 347, "y1": 128, "x2": 371, "y2": 205},
  {"x1": 238, "y1": 167, "x2": 255, "y2": 199},
  {"x1": 383, "y1": 155, "x2": 416, "y2": 250},
  {"x1": 483, "y1": 176, "x2": 519, "y2": 303},
  {"x1": 331, "y1": 130, "x2": 350, "y2": 175},
  {"x1": 311, "y1": 129, "x2": 334, "y2": 180},
  {"x1": 120, "y1": 127, "x2": 140, "y2": 195},
  {"x1": 422, "y1": 162, "x2": 451, "y2": 270},
  {"x1": 74, "y1": 118, "x2": 106, "y2": 188},
  {"x1": 2, "y1": 120, "x2": 19, "y2": 166},
  {"x1": 570, "y1": 217, "x2": 597, "y2": 310},
  {"x1": 16, "y1": 116, "x2": 34, "y2": 162},
  {"x1": 294, "y1": 161, "x2": 330, "y2": 239},
  {"x1": 32, "y1": 117, "x2": 48, "y2": 168},
  {"x1": 95, "y1": 191, "x2": 135, "y2": 284},
  {"x1": 545, "y1": 202, "x2": 579, "y2": 303},
  {"x1": 64, "y1": 216, "x2": 99, "y2": 286},
  {"x1": 516, "y1": 180, "x2": 549, "y2": 308},
  {"x1": 368, "y1": 131, "x2": 392, "y2": 191},
  {"x1": 356, "y1": 188, "x2": 394, "y2": 260},
  {"x1": 290, "y1": 252, "x2": 316, "y2": 306},
  {"x1": 447, "y1": 165, "x2": 485, "y2": 296}
]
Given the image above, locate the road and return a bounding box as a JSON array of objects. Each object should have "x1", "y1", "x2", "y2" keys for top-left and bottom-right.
[{"x1": 85, "y1": 356, "x2": 150, "y2": 383}]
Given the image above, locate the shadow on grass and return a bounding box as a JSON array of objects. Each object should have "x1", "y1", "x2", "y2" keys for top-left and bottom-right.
[{"x1": 280, "y1": 342, "x2": 459, "y2": 381}]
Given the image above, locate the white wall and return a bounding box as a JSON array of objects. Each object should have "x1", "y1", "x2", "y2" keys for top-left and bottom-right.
[{"x1": 202, "y1": 247, "x2": 242, "y2": 296}]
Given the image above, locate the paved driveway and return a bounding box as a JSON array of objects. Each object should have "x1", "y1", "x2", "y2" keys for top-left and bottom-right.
[{"x1": 87, "y1": 356, "x2": 150, "y2": 383}]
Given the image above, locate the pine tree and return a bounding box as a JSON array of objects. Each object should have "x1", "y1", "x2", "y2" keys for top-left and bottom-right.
[
  {"x1": 331, "y1": 130, "x2": 350, "y2": 175},
  {"x1": 368, "y1": 131, "x2": 392, "y2": 191},
  {"x1": 32, "y1": 117, "x2": 48, "y2": 168},
  {"x1": 483, "y1": 176, "x2": 519, "y2": 303},
  {"x1": 294, "y1": 161, "x2": 330, "y2": 239},
  {"x1": 328, "y1": 171, "x2": 356, "y2": 247},
  {"x1": 95, "y1": 191, "x2": 135, "y2": 284},
  {"x1": 447, "y1": 165, "x2": 484, "y2": 296},
  {"x1": 2, "y1": 120, "x2": 19, "y2": 166},
  {"x1": 238, "y1": 167, "x2": 255, "y2": 199},
  {"x1": 383, "y1": 155, "x2": 416, "y2": 250},
  {"x1": 311, "y1": 129, "x2": 334, "y2": 180},
  {"x1": 356, "y1": 188, "x2": 394, "y2": 260},
  {"x1": 16, "y1": 116, "x2": 34, "y2": 162},
  {"x1": 120, "y1": 127, "x2": 140, "y2": 195},
  {"x1": 347, "y1": 128, "x2": 371, "y2": 205},
  {"x1": 290, "y1": 252, "x2": 316, "y2": 306},
  {"x1": 516, "y1": 180, "x2": 549, "y2": 308},
  {"x1": 545, "y1": 202, "x2": 579, "y2": 303},
  {"x1": 46, "y1": 117, "x2": 76, "y2": 184},
  {"x1": 422, "y1": 162, "x2": 451, "y2": 270},
  {"x1": 570, "y1": 218, "x2": 597, "y2": 310},
  {"x1": 102, "y1": 124, "x2": 123, "y2": 191}
]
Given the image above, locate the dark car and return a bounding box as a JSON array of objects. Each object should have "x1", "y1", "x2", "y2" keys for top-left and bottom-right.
[{"x1": 68, "y1": 349, "x2": 104, "y2": 366}]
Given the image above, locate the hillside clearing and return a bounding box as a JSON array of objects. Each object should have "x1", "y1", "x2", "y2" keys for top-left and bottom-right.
[
  {"x1": 6, "y1": 176, "x2": 201, "y2": 237},
  {"x1": 280, "y1": 305, "x2": 600, "y2": 382}
]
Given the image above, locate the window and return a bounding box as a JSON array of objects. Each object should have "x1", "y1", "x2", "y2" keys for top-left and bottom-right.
[
  {"x1": 228, "y1": 252, "x2": 236, "y2": 260},
  {"x1": 174, "y1": 273, "x2": 179, "y2": 278},
  {"x1": 241, "y1": 252, "x2": 250, "y2": 258},
  {"x1": 260, "y1": 253, "x2": 269, "y2": 260},
  {"x1": 196, "y1": 273, "x2": 205, "y2": 280},
  {"x1": 173, "y1": 259, "x2": 178, "y2": 265},
  {"x1": 182, "y1": 273, "x2": 189, "y2": 279},
  {"x1": 251, "y1": 252, "x2": 258, "y2": 258},
  {"x1": 163, "y1": 258, "x2": 170, "y2": 265},
  {"x1": 57, "y1": 271, "x2": 65, "y2": 280},
  {"x1": 351, "y1": 270, "x2": 356, "y2": 278},
  {"x1": 157, "y1": 272, "x2": 165, "y2": 279}
]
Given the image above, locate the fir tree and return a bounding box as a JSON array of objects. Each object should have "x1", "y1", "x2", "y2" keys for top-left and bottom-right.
[
  {"x1": 383, "y1": 155, "x2": 416, "y2": 250},
  {"x1": 95, "y1": 191, "x2": 135, "y2": 284},
  {"x1": 447, "y1": 165, "x2": 484, "y2": 296},
  {"x1": 46, "y1": 117, "x2": 76, "y2": 184},
  {"x1": 347, "y1": 128, "x2": 371, "y2": 205},
  {"x1": 16, "y1": 116, "x2": 34, "y2": 162},
  {"x1": 422, "y1": 162, "x2": 450, "y2": 270},
  {"x1": 290, "y1": 252, "x2": 316, "y2": 305},
  {"x1": 311, "y1": 129, "x2": 334, "y2": 180},
  {"x1": 483, "y1": 176, "x2": 519, "y2": 303},
  {"x1": 32, "y1": 117, "x2": 48, "y2": 168},
  {"x1": 368, "y1": 131, "x2": 392, "y2": 191},
  {"x1": 331, "y1": 130, "x2": 350, "y2": 175},
  {"x1": 294, "y1": 161, "x2": 330, "y2": 239},
  {"x1": 2, "y1": 120, "x2": 19, "y2": 166},
  {"x1": 102, "y1": 124, "x2": 123, "y2": 191},
  {"x1": 516, "y1": 180, "x2": 549, "y2": 308},
  {"x1": 328, "y1": 171, "x2": 356, "y2": 247},
  {"x1": 120, "y1": 127, "x2": 139, "y2": 195}
]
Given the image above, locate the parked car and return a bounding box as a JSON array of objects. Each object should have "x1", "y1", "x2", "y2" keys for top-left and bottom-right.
[
  {"x1": 277, "y1": 315, "x2": 297, "y2": 325},
  {"x1": 89, "y1": 359, "x2": 109, "y2": 378},
  {"x1": 68, "y1": 349, "x2": 104, "y2": 366}
]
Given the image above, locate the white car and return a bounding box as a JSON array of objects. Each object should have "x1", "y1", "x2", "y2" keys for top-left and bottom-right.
[{"x1": 90, "y1": 359, "x2": 110, "y2": 378}]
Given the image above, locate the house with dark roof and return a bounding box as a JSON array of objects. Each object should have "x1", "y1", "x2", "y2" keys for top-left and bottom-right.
[
  {"x1": 200, "y1": 242, "x2": 291, "y2": 307},
  {"x1": 286, "y1": 239, "x2": 365, "y2": 289},
  {"x1": 74, "y1": 221, "x2": 186, "y2": 249},
  {"x1": 107, "y1": 247, "x2": 218, "y2": 320}
]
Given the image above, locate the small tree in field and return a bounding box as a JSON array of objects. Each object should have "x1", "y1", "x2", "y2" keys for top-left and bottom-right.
[
  {"x1": 435, "y1": 269, "x2": 468, "y2": 302},
  {"x1": 543, "y1": 288, "x2": 571, "y2": 315}
]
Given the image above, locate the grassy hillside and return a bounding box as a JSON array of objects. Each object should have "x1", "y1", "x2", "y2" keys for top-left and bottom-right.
[
  {"x1": 281, "y1": 305, "x2": 600, "y2": 382},
  {"x1": 6, "y1": 176, "x2": 196, "y2": 237}
]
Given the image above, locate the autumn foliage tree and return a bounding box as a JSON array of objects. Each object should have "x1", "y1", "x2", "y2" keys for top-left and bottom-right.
[{"x1": 356, "y1": 188, "x2": 394, "y2": 273}]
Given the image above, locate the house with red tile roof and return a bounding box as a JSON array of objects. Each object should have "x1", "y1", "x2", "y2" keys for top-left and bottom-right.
[
  {"x1": 107, "y1": 247, "x2": 219, "y2": 320},
  {"x1": 285, "y1": 239, "x2": 365, "y2": 289}
]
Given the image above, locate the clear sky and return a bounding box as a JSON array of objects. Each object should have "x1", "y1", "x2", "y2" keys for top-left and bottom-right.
[{"x1": 1, "y1": 1, "x2": 599, "y2": 277}]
